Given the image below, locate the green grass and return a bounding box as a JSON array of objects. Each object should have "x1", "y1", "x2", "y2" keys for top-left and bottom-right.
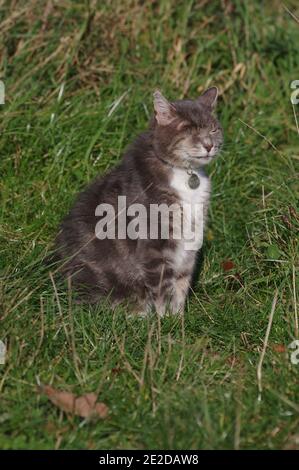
[{"x1": 0, "y1": 0, "x2": 299, "y2": 450}]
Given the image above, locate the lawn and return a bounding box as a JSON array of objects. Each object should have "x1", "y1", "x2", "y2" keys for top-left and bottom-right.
[{"x1": 0, "y1": 0, "x2": 298, "y2": 450}]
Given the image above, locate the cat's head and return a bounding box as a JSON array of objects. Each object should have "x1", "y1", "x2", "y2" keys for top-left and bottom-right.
[{"x1": 152, "y1": 88, "x2": 223, "y2": 168}]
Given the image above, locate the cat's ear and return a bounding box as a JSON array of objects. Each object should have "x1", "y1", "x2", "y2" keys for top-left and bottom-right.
[
  {"x1": 197, "y1": 86, "x2": 218, "y2": 109},
  {"x1": 153, "y1": 90, "x2": 176, "y2": 126}
]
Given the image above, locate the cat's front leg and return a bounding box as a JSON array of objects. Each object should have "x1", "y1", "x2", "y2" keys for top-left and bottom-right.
[
  {"x1": 169, "y1": 273, "x2": 191, "y2": 314},
  {"x1": 147, "y1": 270, "x2": 191, "y2": 316},
  {"x1": 143, "y1": 257, "x2": 176, "y2": 317},
  {"x1": 141, "y1": 243, "x2": 191, "y2": 316}
]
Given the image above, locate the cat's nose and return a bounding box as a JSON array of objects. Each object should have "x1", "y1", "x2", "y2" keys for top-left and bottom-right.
[{"x1": 204, "y1": 143, "x2": 213, "y2": 153}]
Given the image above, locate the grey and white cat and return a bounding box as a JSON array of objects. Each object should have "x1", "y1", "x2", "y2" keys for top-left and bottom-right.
[{"x1": 55, "y1": 87, "x2": 223, "y2": 315}]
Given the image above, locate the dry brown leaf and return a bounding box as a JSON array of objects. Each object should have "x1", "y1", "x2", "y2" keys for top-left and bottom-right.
[
  {"x1": 40, "y1": 385, "x2": 108, "y2": 419},
  {"x1": 222, "y1": 260, "x2": 235, "y2": 271},
  {"x1": 272, "y1": 343, "x2": 286, "y2": 353}
]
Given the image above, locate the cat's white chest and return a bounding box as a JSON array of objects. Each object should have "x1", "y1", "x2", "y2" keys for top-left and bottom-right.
[
  {"x1": 171, "y1": 167, "x2": 210, "y2": 207},
  {"x1": 170, "y1": 167, "x2": 210, "y2": 270}
]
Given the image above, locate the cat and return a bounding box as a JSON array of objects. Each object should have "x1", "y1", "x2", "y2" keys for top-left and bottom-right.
[{"x1": 55, "y1": 87, "x2": 223, "y2": 316}]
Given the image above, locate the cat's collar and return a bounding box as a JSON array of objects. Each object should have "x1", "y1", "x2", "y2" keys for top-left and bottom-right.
[
  {"x1": 156, "y1": 155, "x2": 201, "y2": 189},
  {"x1": 157, "y1": 155, "x2": 199, "y2": 173}
]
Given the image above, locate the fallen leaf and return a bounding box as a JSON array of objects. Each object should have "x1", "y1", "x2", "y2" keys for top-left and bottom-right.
[
  {"x1": 222, "y1": 260, "x2": 235, "y2": 271},
  {"x1": 40, "y1": 385, "x2": 108, "y2": 419},
  {"x1": 272, "y1": 343, "x2": 286, "y2": 353}
]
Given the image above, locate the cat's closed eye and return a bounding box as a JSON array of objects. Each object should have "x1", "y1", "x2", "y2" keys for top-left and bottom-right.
[{"x1": 209, "y1": 127, "x2": 219, "y2": 134}]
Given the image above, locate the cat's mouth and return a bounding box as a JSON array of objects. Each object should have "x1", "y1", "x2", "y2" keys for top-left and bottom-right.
[{"x1": 187, "y1": 153, "x2": 214, "y2": 160}]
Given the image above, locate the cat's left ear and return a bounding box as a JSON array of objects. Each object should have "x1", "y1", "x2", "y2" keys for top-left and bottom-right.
[
  {"x1": 153, "y1": 90, "x2": 176, "y2": 126},
  {"x1": 197, "y1": 86, "x2": 218, "y2": 109}
]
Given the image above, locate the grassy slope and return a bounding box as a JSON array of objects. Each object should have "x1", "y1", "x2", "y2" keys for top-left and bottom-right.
[{"x1": 0, "y1": 0, "x2": 299, "y2": 449}]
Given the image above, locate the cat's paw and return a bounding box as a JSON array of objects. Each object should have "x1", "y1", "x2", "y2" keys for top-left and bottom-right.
[{"x1": 127, "y1": 303, "x2": 151, "y2": 318}]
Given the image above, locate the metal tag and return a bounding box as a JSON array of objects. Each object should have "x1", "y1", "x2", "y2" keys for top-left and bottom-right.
[{"x1": 188, "y1": 172, "x2": 200, "y2": 189}]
